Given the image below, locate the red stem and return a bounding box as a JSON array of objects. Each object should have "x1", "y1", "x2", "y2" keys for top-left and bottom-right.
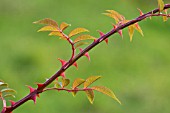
[{"x1": 2, "y1": 4, "x2": 170, "y2": 113}]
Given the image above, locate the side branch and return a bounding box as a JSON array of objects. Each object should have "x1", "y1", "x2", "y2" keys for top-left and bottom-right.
[{"x1": 2, "y1": 3, "x2": 170, "y2": 113}]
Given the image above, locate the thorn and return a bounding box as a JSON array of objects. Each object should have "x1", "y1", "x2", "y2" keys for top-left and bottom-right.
[
  {"x1": 36, "y1": 83, "x2": 44, "y2": 90},
  {"x1": 26, "y1": 85, "x2": 39, "y2": 103},
  {"x1": 73, "y1": 62, "x2": 78, "y2": 69},
  {"x1": 112, "y1": 24, "x2": 123, "y2": 39},
  {"x1": 61, "y1": 72, "x2": 66, "y2": 78},
  {"x1": 26, "y1": 85, "x2": 35, "y2": 93},
  {"x1": 137, "y1": 8, "x2": 144, "y2": 16},
  {"x1": 9, "y1": 100, "x2": 15, "y2": 106},
  {"x1": 97, "y1": 30, "x2": 108, "y2": 44},
  {"x1": 58, "y1": 58, "x2": 67, "y2": 66},
  {"x1": 79, "y1": 48, "x2": 90, "y2": 61}
]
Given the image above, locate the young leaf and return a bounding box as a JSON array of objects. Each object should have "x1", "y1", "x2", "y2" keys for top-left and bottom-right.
[
  {"x1": 33, "y1": 18, "x2": 58, "y2": 27},
  {"x1": 75, "y1": 42, "x2": 88, "y2": 49},
  {"x1": 134, "y1": 23, "x2": 144, "y2": 36},
  {"x1": 49, "y1": 31, "x2": 64, "y2": 37},
  {"x1": 69, "y1": 28, "x2": 89, "y2": 37},
  {"x1": 72, "y1": 91, "x2": 77, "y2": 97},
  {"x1": 62, "y1": 78, "x2": 70, "y2": 88},
  {"x1": 104, "y1": 10, "x2": 124, "y2": 23},
  {"x1": 0, "y1": 82, "x2": 8, "y2": 87},
  {"x1": 128, "y1": 25, "x2": 135, "y2": 42},
  {"x1": 106, "y1": 10, "x2": 125, "y2": 21},
  {"x1": 84, "y1": 76, "x2": 101, "y2": 88},
  {"x1": 60, "y1": 22, "x2": 70, "y2": 31},
  {"x1": 85, "y1": 90, "x2": 94, "y2": 104},
  {"x1": 74, "y1": 35, "x2": 96, "y2": 43},
  {"x1": 1, "y1": 88, "x2": 16, "y2": 93},
  {"x1": 92, "y1": 86, "x2": 121, "y2": 104},
  {"x1": 38, "y1": 26, "x2": 59, "y2": 32},
  {"x1": 103, "y1": 13, "x2": 119, "y2": 23},
  {"x1": 72, "y1": 78, "x2": 85, "y2": 89},
  {"x1": 158, "y1": 0, "x2": 165, "y2": 12},
  {"x1": 163, "y1": 16, "x2": 168, "y2": 22},
  {"x1": 137, "y1": 8, "x2": 144, "y2": 16},
  {"x1": 3, "y1": 94, "x2": 16, "y2": 98}
]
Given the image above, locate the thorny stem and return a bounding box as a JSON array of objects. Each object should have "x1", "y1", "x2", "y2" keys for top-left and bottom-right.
[{"x1": 2, "y1": 4, "x2": 170, "y2": 113}]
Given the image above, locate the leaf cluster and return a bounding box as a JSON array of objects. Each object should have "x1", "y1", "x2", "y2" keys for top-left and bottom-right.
[
  {"x1": 0, "y1": 80, "x2": 16, "y2": 99},
  {"x1": 46, "y1": 76, "x2": 121, "y2": 104}
]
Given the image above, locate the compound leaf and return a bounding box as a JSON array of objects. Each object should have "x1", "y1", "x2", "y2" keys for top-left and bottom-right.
[
  {"x1": 69, "y1": 28, "x2": 89, "y2": 37},
  {"x1": 72, "y1": 78, "x2": 85, "y2": 89},
  {"x1": 60, "y1": 22, "x2": 71, "y2": 31},
  {"x1": 84, "y1": 76, "x2": 101, "y2": 88},
  {"x1": 38, "y1": 26, "x2": 59, "y2": 32},
  {"x1": 92, "y1": 86, "x2": 121, "y2": 104},
  {"x1": 74, "y1": 35, "x2": 96, "y2": 43},
  {"x1": 33, "y1": 18, "x2": 58, "y2": 27},
  {"x1": 85, "y1": 90, "x2": 94, "y2": 104},
  {"x1": 158, "y1": 0, "x2": 165, "y2": 12}
]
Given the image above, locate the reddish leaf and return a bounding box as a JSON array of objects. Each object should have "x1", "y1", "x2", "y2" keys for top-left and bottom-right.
[
  {"x1": 72, "y1": 78, "x2": 85, "y2": 89},
  {"x1": 79, "y1": 48, "x2": 90, "y2": 61},
  {"x1": 85, "y1": 89, "x2": 94, "y2": 104},
  {"x1": 84, "y1": 76, "x2": 101, "y2": 88},
  {"x1": 33, "y1": 18, "x2": 58, "y2": 27},
  {"x1": 92, "y1": 86, "x2": 121, "y2": 104},
  {"x1": 69, "y1": 28, "x2": 89, "y2": 37}
]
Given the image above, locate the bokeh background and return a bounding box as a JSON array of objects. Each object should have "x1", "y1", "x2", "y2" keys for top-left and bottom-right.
[{"x1": 0, "y1": 0, "x2": 170, "y2": 113}]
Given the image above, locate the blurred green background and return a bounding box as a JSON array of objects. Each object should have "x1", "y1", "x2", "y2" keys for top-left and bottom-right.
[{"x1": 0, "y1": 0, "x2": 170, "y2": 113}]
